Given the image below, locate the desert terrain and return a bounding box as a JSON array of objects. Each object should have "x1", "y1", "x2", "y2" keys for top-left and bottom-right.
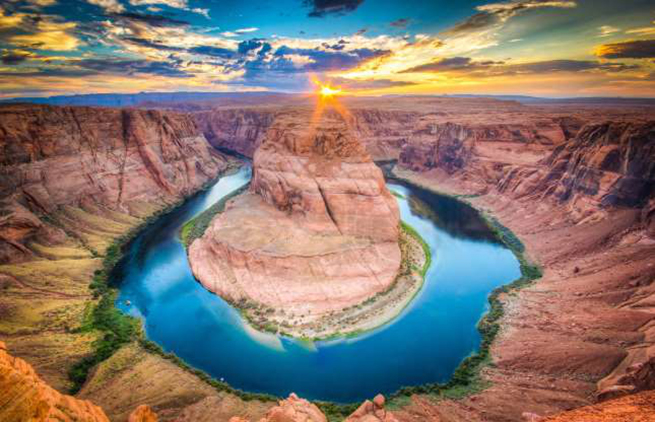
[{"x1": 0, "y1": 95, "x2": 653, "y2": 421}]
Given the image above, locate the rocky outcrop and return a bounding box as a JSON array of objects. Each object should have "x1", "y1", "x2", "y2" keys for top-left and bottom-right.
[
  {"x1": 257, "y1": 393, "x2": 327, "y2": 422},
  {"x1": 346, "y1": 394, "x2": 399, "y2": 422},
  {"x1": 128, "y1": 405, "x2": 158, "y2": 422},
  {"x1": 0, "y1": 340, "x2": 109, "y2": 421},
  {"x1": 0, "y1": 104, "x2": 227, "y2": 263},
  {"x1": 536, "y1": 121, "x2": 655, "y2": 213},
  {"x1": 189, "y1": 109, "x2": 401, "y2": 324},
  {"x1": 535, "y1": 390, "x2": 655, "y2": 421},
  {"x1": 194, "y1": 108, "x2": 277, "y2": 157}
]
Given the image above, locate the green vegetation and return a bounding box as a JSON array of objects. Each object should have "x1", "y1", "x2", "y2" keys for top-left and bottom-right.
[
  {"x1": 68, "y1": 239, "x2": 139, "y2": 393},
  {"x1": 180, "y1": 183, "x2": 250, "y2": 247},
  {"x1": 67, "y1": 167, "x2": 238, "y2": 393},
  {"x1": 67, "y1": 162, "x2": 540, "y2": 418},
  {"x1": 401, "y1": 221, "x2": 431, "y2": 277}
]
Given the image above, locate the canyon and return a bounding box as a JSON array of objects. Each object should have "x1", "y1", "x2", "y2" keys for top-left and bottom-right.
[{"x1": 0, "y1": 97, "x2": 653, "y2": 421}]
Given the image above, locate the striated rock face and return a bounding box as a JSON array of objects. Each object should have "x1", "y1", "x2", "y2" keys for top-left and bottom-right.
[
  {"x1": 251, "y1": 111, "x2": 399, "y2": 242},
  {"x1": 189, "y1": 109, "x2": 400, "y2": 320},
  {"x1": 537, "y1": 121, "x2": 655, "y2": 210},
  {"x1": 0, "y1": 104, "x2": 227, "y2": 263},
  {"x1": 194, "y1": 108, "x2": 276, "y2": 157},
  {"x1": 0, "y1": 340, "x2": 110, "y2": 422},
  {"x1": 398, "y1": 123, "x2": 474, "y2": 174}
]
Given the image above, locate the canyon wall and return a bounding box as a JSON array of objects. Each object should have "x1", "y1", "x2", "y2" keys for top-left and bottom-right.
[
  {"x1": 0, "y1": 104, "x2": 228, "y2": 263},
  {"x1": 189, "y1": 109, "x2": 401, "y2": 325},
  {"x1": 390, "y1": 118, "x2": 655, "y2": 420},
  {"x1": 0, "y1": 341, "x2": 156, "y2": 422}
]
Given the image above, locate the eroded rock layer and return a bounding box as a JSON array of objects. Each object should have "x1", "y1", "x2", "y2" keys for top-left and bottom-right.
[
  {"x1": 0, "y1": 104, "x2": 227, "y2": 263},
  {"x1": 189, "y1": 109, "x2": 400, "y2": 319}
]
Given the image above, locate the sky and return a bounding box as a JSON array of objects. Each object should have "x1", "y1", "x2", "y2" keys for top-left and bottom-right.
[{"x1": 0, "y1": 0, "x2": 654, "y2": 98}]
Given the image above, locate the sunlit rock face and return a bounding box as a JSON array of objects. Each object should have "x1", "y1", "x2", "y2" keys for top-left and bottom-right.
[
  {"x1": 0, "y1": 104, "x2": 227, "y2": 263},
  {"x1": 189, "y1": 109, "x2": 401, "y2": 319}
]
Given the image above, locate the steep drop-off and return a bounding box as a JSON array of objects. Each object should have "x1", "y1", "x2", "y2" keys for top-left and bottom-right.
[
  {"x1": 391, "y1": 119, "x2": 655, "y2": 421},
  {"x1": 189, "y1": 109, "x2": 402, "y2": 336},
  {"x1": 0, "y1": 104, "x2": 227, "y2": 263}
]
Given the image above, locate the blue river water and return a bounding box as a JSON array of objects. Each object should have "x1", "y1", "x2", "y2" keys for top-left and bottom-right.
[{"x1": 116, "y1": 165, "x2": 521, "y2": 403}]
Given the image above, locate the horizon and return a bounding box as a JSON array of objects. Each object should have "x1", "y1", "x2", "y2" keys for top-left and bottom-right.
[{"x1": 1, "y1": 0, "x2": 654, "y2": 98}]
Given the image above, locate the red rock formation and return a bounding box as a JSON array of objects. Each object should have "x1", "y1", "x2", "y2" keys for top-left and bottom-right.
[
  {"x1": 0, "y1": 340, "x2": 110, "y2": 421},
  {"x1": 194, "y1": 108, "x2": 277, "y2": 157},
  {"x1": 129, "y1": 405, "x2": 158, "y2": 422},
  {"x1": 0, "y1": 340, "x2": 161, "y2": 422},
  {"x1": 346, "y1": 394, "x2": 399, "y2": 422},
  {"x1": 189, "y1": 109, "x2": 400, "y2": 323},
  {"x1": 257, "y1": 393, "x2": 327, "y2": 422},
  {"x1": 0, "y1": 104, "x2": 227, "y2": 263},
  {"x1": 538, "y1": 389, "x2": 655, "y2": 421}
]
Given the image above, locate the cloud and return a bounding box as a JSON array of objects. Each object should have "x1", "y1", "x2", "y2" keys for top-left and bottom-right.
[
  {"x1": 128, "y1": 0, "x2": 187, "y2": 9},
  {"x1": 597, "y1": 25, "x2": 619, "y2": 37},
  {"x1": 272, "y1": 45, "x2": 388, "y2": 71},
  {"x1": 330, "y1": 77, "x2": 418, "y2": 89},
  {"x1": 114, "y1": 12, "x2": 189, "y2": 28},
  {"x1": 7, "y1": 20, "x2": 80, "y2": 51},
  {"x1": 446, "y1": 0, "x2": 576, "y2": 35},
  {"x1": 76, "y1": 58, "x2": 190, "y2": 77},
  {"x1": 235, "y1": 27, "x2": 258, "y2": 34},
  {"x1": 390, "y1": 18, "x2": 410, "y2": 28},
  {"x1": 86, "y1": 0, "x2": 124, "y2": 13},
  {"x1": 1, "y1": 50, "x2": 31, "y2": 64},
  {"x1": 595, "y1": 39, "x2": 655, "y2": 59},
  {"x1": 238, "y1": 39, "x2": 272, "y2": 55},
  {"x1": 626, "y1": 22, "x2": 655, "y2": 36},
  {"x1": 188, "y1": 45, "x2": 235, "y2": 59},
  {"x1": 303, "y1": 0, "x2": 364, "y2": 18},
  {"x1": 402, "y1": 57, "x2": 638, "y2": 75},
  {"x1": 191, "y1": 8, "x2": 209, "y2": 18}
]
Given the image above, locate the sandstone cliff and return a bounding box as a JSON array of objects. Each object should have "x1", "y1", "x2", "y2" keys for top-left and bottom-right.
[
  {"x1": 0, "y1": 104, "x2": 228, "y2": 263},
  {"x1": 0, "y1": 341, "x2": 156, "y2": 422},
  {"x1": 189, "y1": 109, "x2": 401, "y2": 330}
]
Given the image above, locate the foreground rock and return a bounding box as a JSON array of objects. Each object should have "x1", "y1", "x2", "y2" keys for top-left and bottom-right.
[
  {"x1": 189, "y1": 109, "x2": 401, "y2": 335},
  {"x1": 0, "y1": 340, "x2": 159, "y2": 422}
]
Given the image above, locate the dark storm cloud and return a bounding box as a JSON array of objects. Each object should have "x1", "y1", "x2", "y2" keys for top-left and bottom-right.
[
  {"x1": 113, "y1": 12, "x2": 189, "y2": 28},
  {"x1": 123, "y1": 37, "x2": 185, "y2": 51},
  {"x1": 188, "y1": 45, "x2": 235, "y2": 59},
  {"x1": 509, "y1": 59, "x2": 637, "y2": 73},
  {"x1": 446, "y1": 11, "x2": 498, "y2": 35},
  {"x1": 330, "y1": 77, "x2": 418, "y2": 89},
  {"x1": 444, "y1": 1, "x2": 577, "y2": 36},
  {"x1": 238, "y1": 39, "x2": 272, "y2": 55},
  {"x1": 401, "y1": 57, "x2": 502, "y2": 72},
  {"x1": 596, "y1": 39, "x2": 655, "y2": 59},
  {"x1": 390, "y1": 18, "x2": 410, "y2": 28},
  {"x1": 303, "y1": 0, "x2": 365, "y2": 17},
  {"x1": 0, "y1": 68, "x2": 96, "y2": 77},
  {"x1": 77, "y1": 58, "x2": 190, "y2": 77},
  {"x1": 1, "y1": 51, "x2": 29, "y2": 64},
  {"x1": 402, "y1": 58, "x2": 636, "y2": 75}
]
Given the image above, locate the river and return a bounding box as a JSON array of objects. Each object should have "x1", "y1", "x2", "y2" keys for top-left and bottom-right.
[{"x1": 116, "y1": 165, "x2": 521, "y2": 403}]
